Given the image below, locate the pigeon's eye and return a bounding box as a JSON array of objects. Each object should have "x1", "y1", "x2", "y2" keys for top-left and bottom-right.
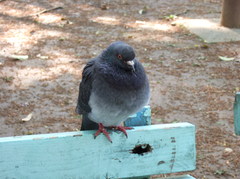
[{"x1": 117, "y1": 54, "x2": 122, "y2": 60}]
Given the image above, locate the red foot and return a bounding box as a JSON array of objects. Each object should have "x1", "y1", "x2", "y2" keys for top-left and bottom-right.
[
  {"x1": 110, "y1": 126, "x2": 133, "y2": 138},
  {"x1": 94, "y1": 123, "x2": 112, "y2": 143}
]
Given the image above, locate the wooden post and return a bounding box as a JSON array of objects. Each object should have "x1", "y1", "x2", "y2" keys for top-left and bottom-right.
[
  {"x1": 234, "y1": 92, "x2": 240, "y2": 135},
  {"x1": 221, "y1": 0, "x2": 240, "y2": 28}
]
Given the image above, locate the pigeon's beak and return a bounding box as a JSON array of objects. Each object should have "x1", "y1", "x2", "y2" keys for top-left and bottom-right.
[
  {"x1": 126, "y1": 60, "x2": 134, "y2": 66},
  {"x1": 126, "y1": 60, "x2": 135, "y2": 72}
]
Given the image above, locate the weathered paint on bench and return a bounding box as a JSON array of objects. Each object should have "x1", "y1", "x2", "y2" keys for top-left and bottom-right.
[
  {"x1": 234, "y1": 92, "x2": 240, "y2": 135},
  {"x1": 0, "y1": 122, "x2": 195, "y2": 179},
  {"x1": 156, "y1": 174, "x2": 196, "y2": 179}
]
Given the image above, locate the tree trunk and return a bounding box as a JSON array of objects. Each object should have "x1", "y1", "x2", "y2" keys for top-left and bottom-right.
[{"x1": 221, "y1": 0, "x2": 240, "y2": 28}]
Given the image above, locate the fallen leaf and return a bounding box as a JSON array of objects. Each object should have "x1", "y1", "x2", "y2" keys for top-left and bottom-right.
[
  {"x1": 2, "y1": 76, "x2": 14, "y2": 83},
  {"x1": 10, "y1": 55, "x2": 29, "y2": 61},
  {"x1": 36, "y1": 54, "x2": 49, "y2": 59},
  {"x1": 100, "y1": 4, "x2": 109, "y2": 10},
  {"x1": 138, "y1": 6, "x2": 148, "y2": 14},
  {"x1": 214, "y1": 170, "x2": 226, "y2": 175},
  {"x1": 22, "y1": 113, "x2": 33, "y2": 122},
  {"x1": 176, "y1": 59, "x2": 183, "y2": 62},
  {"x1": 224, "y1": 148, "x2": 233, "y2": 154},
  {"x1": 192, "y1": 63, "x2": 201, "y2": 67},
  {"x1": 59, "y1": 37, "x2": 65, "y2": 41},
  {"x1": 197, "y1": 56, "x2": 206, "y2": 60},
  {"x1": 163, "y1": 14, "x2": 177, "y2": 20},
  {"x1": 201, "y1": 44, "x2": 209, "y2": 49},
  {"x1": 218, "y1": 56, "x2": 235, "y2": 61}
]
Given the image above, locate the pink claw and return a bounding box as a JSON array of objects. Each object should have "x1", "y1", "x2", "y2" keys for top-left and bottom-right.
[
  {"x1": 110, "y1": 126, "x2": 133, "y2": 138},
  {"x1": 94, "y1": 123, "x2": 112, "y2": 143},
  {"x1": 94, "y1": 123, "x2": 133, "y2": 142}
]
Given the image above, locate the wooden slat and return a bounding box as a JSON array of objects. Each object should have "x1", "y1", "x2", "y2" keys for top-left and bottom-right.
[
  {"x1": 234, "y1": 92, "x2": 240, "y2": 135},
  {"x1": 0, "y1": 123, "x2": 196, "y2": 179},
  {"x1": 124, "y1": 106, "x2": 151, "y2": 127}
]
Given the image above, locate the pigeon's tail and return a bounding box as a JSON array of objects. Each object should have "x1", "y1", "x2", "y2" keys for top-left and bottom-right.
[
  {"x1": 76, "y1": 103, "x2": 98, "y2": 130},
  {"x1": 81, "y1": 115, "x2": 99, "y2": 130}
]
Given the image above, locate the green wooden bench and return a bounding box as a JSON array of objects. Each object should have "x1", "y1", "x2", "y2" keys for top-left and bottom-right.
[
  {"x1": 234, "y1": 92, "x2": 240, "y2": 135},
  {"x1": 0, "y1": 106, "x2": 196, "y2": 179}
]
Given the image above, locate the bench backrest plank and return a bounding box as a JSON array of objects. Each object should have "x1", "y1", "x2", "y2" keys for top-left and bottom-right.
[{"x1": 0, "y1": 123, "x2": 195, "y2": 179}]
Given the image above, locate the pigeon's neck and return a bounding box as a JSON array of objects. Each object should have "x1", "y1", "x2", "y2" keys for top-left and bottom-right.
[{"x1": 98, "y1": 62, "x2": 147, "y2": 91}]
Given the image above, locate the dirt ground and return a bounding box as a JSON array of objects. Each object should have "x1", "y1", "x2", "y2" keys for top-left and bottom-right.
[{"x1": 0, "y1": 0, "x2": 240, "y2": 178}]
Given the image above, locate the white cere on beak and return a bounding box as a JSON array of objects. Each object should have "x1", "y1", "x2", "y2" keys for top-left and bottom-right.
[
  {"x1": 126, "y1": 60, "x2": 134, "y2": 66},
  {"x1": 126, "y1": 60, "x2": 135, "y2": 72}
]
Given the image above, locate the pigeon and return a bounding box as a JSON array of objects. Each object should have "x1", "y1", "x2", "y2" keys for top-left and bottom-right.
[{"x1": 76, "y1": 41, "x2": 150, "y2": 142}]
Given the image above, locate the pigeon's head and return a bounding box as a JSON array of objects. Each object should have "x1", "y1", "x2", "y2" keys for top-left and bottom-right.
[{"x1": 104, "y1": 41, "x2": 136, "y2": 71}]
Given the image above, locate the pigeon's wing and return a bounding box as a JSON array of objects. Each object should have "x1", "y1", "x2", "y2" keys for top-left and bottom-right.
[
  {"x1": 81, "y1": 115, "x2": 98, "y2": 130},
  {"x1": 76, "y1": 59, "x2": 96, "y2": 115}
]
